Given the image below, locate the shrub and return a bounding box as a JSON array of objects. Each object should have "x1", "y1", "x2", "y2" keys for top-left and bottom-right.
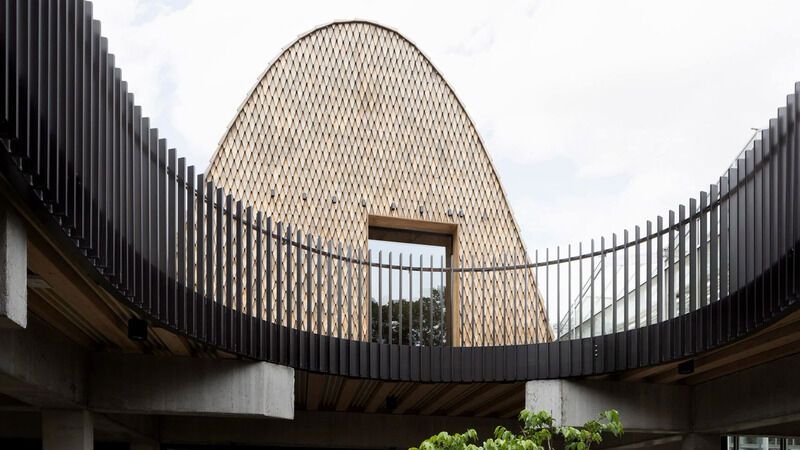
[{"x1": 410, "y1": 409, "x2": 622, "y2": 450}]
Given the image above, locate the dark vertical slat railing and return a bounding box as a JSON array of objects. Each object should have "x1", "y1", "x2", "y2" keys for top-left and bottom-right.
[
  {"x1": 305, "y1": 234, "x2": 313, "y2": 366},
  {"x1": 600, "y1": 239, "x2": 605, "y2": 338},
  {"x1": 377, "y1": 250, "x2": 382, "y2": 344},
  {"x1": 284, "y1": 224, "x2": 292, "y2": 365},
  {"x1": 754, "y1": 142, "x2": 765, "y2": 325},
  {"x1": 387, "y1": 252, "x2": 392, "y2": 345},
  {"x1": 729, "y1": 166, "x2": 739, "y2": 339},
  {"x1": 678, "y1": 205, "x2": 686, "y2": 353},
  {"x1": 564, "y1": 248, "x2": 572, "y2": 339},
  {"x1": 578, "y1": 242, "x2": 583, "y2": 339},
  {"x1": 589, "y1": 241, "x2": 595, "y2": 338},
  {"x1": 623, "y1": 232, "x2": 629, "y2": 333},
  {"x1": 2, "y1": 0, "x2": 800, "y2": 383},
  {"x1": 656, "y1": 217, "x2": 664, "y2": 357},
  {"x1": 689, "y1": 198, "x2": 697, "y2": 351},
  {"x1": 776, "y1": 112, "x2": 786, "y2": 309},
  {"x1": 315, "y1": 237, "x2": 323, "y2": 367},
  {"x1": 709, "y1": 183, "x2": 719, "y2": 344},
  {"x1": 552, "y1": 247, "x2": 556, "y2": 343},
  {"x1": 535, "y1": 250, "x2": 540, "y2": 342},
  {"x1": 275, "y1": 221, "x2": 283, "y2": 359},
  {"x1": 255, "y1": 211, "x2": 268, "y2": 359},
  {"x1": 186, "y1": 165, "x2": 195, "y2": 336},
  {"x1": 611, "y1": 237, "x2": 616, "y2": 335},
  {"x1": 429, "y1": 255, "x2": 435, "y2": 347},
  {"x1": 246, "y1": 207, "x2": 253, "y2": 356},
  {"x1": 745, "y1": 150, "x2": 755, "y2": 330},
  {"x1": 235, "y1": 200, "x2": 243, "y2": 351}
]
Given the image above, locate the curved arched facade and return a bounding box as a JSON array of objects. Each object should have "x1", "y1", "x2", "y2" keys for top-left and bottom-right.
[{"x1": 207, "y1": 21, "x2": 550, "y2": 344}]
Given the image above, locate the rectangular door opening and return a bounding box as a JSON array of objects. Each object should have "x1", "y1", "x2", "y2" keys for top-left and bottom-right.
[{"x1": 367, "y1": 217, "x2": 457, "y2": 346}]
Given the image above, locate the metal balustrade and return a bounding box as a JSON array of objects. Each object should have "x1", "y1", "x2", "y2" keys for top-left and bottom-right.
[{"x1": 1, "y1": 0, "x2": 799, "y2": 382}]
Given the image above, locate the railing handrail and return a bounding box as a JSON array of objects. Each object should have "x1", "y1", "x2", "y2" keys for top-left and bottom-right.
[
  {"x1": 180, "y1": 137, "x2": 776, "y2": 272},
  {"x1": 1, "y1": 0, "x2": 798, "y2": 382}
]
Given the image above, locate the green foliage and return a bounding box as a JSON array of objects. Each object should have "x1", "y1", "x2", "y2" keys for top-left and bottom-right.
[
  {"x1": 410, "y1": 409, "x2": 622, "y2": 450},
  {"x1": 371, "y1": 287, "x2": 447, "y2": 346}
]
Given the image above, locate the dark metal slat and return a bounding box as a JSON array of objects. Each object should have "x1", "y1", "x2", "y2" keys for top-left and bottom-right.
[
  {"x1": 347, "y1": 245, "x2": 353, "y2": 341},
  {"x1": 175, "y1": 154, "x2": 184, "y2": 330},
  {"x1": 754, "y1": 142, "x2": 765, "y2": 324},
  {"x1": 623, "y1": 232, "x2": 629, "y2": 332},
  {"x1": 656, "y1": 216, "x2": 664, "y2": 359},
  {"x1": 256, "y1": 212, "x2": 263, "y2": 359},
  {"x1": 196, "y1": 174, "x2": 206, "y2": 340},
  {"x1": 276, "y1": 222, "x2": 283, "y2": 362},
  {"x1": 719, "y1": 175, "x2": 729, "y2": 343},
  {"x1": 678, "y1": 205, "x2": 686, "y2": 354},
  {"x1": 235, "y1": 201, "x2": 243, "y2": 351},
  {"x1": 285, "y1": 224, "x2": 292, "y2": 365},
  {"x1": 305, "y1": 234, "x2": 313, "y2": 367},
  {"x1": 214, "y1": 187, "x2": 223, "y2": 345},
  {"x1": 387, "y1": 252, "x2": 392, "y2": 345},
  {"x1": 635, "y1": 226, "x2": 641, "y2": 331},
  {"x1": 611, "y1": 237, "x2": 616, "y2": 334},
  {"x1": 689, "y1": 198, "x2": 697, "y2": 351},
  {"x1": 266, "y1": 218, "x2": 273, "y2": 360},
  {"x1": 294, "y1": 229, "x2": 303, "y2": 366},
  {"x1": 377, "y1": 250, "x2": 382, "y2": 343},
  {"x1": 590, "y1": 241, "x2": 595, "y2": 338},
  {"x1": 186, "y1": 165, "x2": 195, "y2": 336},
  {"x1": 710, "y1": 184, "x2": 719, "y2": 309},
  {"x1": 600, "y1": 239, "x2": 605, "y2": 337},
  {"x1": 398, "y1": 253, "x2": 403, "y2": 345},
  {"x1": 245, "y1": 207, "x2": 253, "y2": 357},
  {"x1": 578, "y1": 243, "x2": 583, "y2": 339}
]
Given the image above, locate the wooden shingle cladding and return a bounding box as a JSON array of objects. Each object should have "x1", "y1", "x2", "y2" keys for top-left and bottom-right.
[{"x1": 207, "y1": 21, "x2": 550, "y2": 345}]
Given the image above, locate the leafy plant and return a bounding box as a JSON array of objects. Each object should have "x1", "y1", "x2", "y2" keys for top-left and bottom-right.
[
  {"x1": 371, "y1": 287, "x2": 447, "y2": 346},
  {"x1": 410, "y1": 409, "x2": 622, "y2": 450}
]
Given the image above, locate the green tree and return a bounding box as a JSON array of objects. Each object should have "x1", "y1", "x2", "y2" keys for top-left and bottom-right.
[
  {"x1": 410, "y1": 409, "x2": 622, "y2": 450},
  {"x1": 371, "y1": 287, "x2": 447, "y2": 345}
]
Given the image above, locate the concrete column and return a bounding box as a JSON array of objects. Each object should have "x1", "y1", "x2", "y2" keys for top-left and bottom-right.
[
  {"x1": 0, "y1": 203, "x2": 26, "y2": 329},
  {"x1": 681, "y1": 433, "x2": 721, "y2": 450},
  {"x1": 525, "y1": 379, "x2": 691, "y2": 432},
  {"x1": 42, "y1": 410, "x2": 93, "y2": 450},
  {"x1": 525, "y1": 379, "x2": 564, "y2": 424}
]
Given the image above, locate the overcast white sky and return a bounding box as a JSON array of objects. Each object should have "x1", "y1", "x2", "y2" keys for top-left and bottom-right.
[{"x1": 91, "y1": 0, "x2": 800, "y2": 253}]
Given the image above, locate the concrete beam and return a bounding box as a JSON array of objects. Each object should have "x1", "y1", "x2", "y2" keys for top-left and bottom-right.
[
  {"x1": 89, "y1": 353, "x2": 294, "y2": 419},
  {"x1": 0, "y1": 316, "x2": 88, "y2": 408},
  {"x1": 42, "y1": 410, "x2": 93, "y2": 450},
  {"x1": 525, "y1": 379, "x2": 691, "y2": 433},
  {"x1": 0, "y1": 316, "x2": 293, "y2": 420},
  {"x1": 692, "y1": 351, "x2": 800, "y2": 433},
  {"x1": 0, "y1": 203, "x2": 26, "y2": 329},
  {"x1": 160, "y1": 410, "x2": 517, "y2": 449}
]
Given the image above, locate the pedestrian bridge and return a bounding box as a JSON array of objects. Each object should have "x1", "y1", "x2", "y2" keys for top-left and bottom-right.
[
  {"x1": 1, "y1": 0, "x2": 799, "y2": 388},
  {"x1": 5, "y1": 3, "x2": 800, "y2": 448}
]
